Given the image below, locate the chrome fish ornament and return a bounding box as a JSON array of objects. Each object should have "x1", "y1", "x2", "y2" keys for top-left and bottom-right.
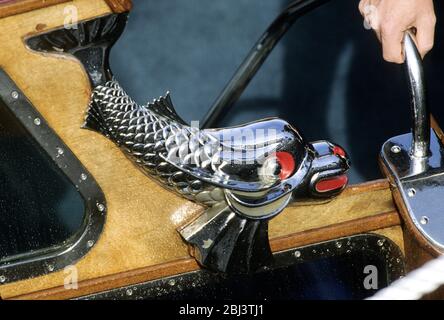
[
  {"x1": 83, "y1": 80, "x2": 350, "y2": 272},
  {"x1": 27, "y1": 13, "x2": 350, "y2": 273}
]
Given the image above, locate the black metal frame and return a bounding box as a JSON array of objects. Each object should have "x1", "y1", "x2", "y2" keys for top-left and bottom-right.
[{"x1": 0, "y1": 69, "x2": 106, "y2": 284}]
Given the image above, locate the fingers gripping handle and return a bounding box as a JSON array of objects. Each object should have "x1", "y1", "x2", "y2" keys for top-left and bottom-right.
[{"x1": 403, "y1": 31, "x2": 430, "y2": 158}]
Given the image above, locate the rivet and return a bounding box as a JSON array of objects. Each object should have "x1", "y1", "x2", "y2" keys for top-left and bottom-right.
[
  {"x1": 294, "y1": 250, "x2": 301, "y2": 258},
  {"x1": 47, "y1": 264, "x2": 55, "y2": 272},
  {"x1": 80, "y1": 173, "x2": 87, "y2": 181},
  {"x1": 168, "y1": 279, "x2": 176, "y2": 286},
  {"x1": 126, "y1": 289, "x2": 133, "y2": 296},
  {"x1": 11, "y1": 91, "x2": 19, "y2": 99},
  {"x1": 420, "y1": 216, "x2": 429, "y2": 225},
  {"x1": 96, "y1": 203, "x2": 105, "y2": 212},
  {"x1": 87, "y1": 240, "x2": 94, "y2": 248},
  {"x1": 391, "y1": 145, "x2": 401, "y2": 154},
  {"x1": 0, "y1": 275, "x2": 6, "y2": 283},
  {"x1": 407, "y1": 188, "x2": 416, "y2": 197},
  {"x1": 335, "y1": 241, "x2": 342, "y2": 249},
  {"x1": 377, "y1": 239, "x2": 385, "y2": 247},
  {"x1": 34, "y1": 118, "x2": 41, "y2": 126}
]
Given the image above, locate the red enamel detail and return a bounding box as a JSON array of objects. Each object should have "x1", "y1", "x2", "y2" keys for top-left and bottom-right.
[
  {"x1": 333, "y1": 146, "x2": 346, "y2": 158},
  {"x1": 275, "y1": 152, "x2": 296, "y2": 180},
  {"x1": 315, "y1": 175, "x2": 348, "y2": 193}
]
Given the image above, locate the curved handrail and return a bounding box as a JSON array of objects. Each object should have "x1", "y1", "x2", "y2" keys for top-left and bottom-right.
[
  {"x1": 403, "y1": 31, "x2": 430, "y2": 158},
  {"x1": 201, "y1": 0, "x2": 332, "y2": 128}
]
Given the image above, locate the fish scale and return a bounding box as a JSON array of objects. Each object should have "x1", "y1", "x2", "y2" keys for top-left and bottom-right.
[{"x1": 86, "y1": 80, "x2": 221, "y2": 206}]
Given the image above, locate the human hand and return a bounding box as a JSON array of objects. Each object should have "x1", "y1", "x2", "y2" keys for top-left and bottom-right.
[{"x1": 359, "y1": 0, "x2": 436, "y2": 63}]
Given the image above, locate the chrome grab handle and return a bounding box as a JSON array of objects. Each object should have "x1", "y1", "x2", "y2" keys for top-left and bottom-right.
[
  {"x1": 380, "y1": 32, "x2": 444, "y2": 252},
  {"x1": 403, "y1": 31, "x2": 430, "y2": 158}
]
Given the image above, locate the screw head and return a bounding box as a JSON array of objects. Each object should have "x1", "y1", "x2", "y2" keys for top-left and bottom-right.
[
  {"x1": 168, "y1": 279, "x2": 176, "y2": 286},
  {"x1": 34, "y1": 118, "x2": 41, "y2": 126},
  {"x1": 391, "y1": 145, "x2": 401, "y2": 154},
  {"x1": 96, "y1": 203, "x2": 105, "y2": 212},
  {"x1": 11, "y1": 91, "x2": 19, "y2": 99},
  {"x1": 420, "y1": 216, "x2": 429, "y2": 225},
  {"x1": 294, "y1": 250, "x2": 301, "y2": 258},
  {"x1": 407, "y1": 188, "x2": 416, "y2": 197}
]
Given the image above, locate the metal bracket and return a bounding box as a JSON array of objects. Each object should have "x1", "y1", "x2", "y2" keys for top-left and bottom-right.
[
  {"x1": 380, "y1": 32, "x2": 444, "y2": 251},
  {"x1": 381, "y1": 129, "x2": 444, "y2": 250}
]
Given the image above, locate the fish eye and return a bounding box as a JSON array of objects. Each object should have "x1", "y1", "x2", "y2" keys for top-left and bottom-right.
[
  {"x1": 275, "y1": 152, "x2": 296, "y2": 180},
  {"x1": 259, "y1": 155, "x2": 281, "y2": 184},
  {"x1": 259, "y1": 152, "x2": 296, "y2": 184}
]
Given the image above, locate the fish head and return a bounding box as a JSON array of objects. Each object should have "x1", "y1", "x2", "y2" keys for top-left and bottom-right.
[
  {"x1": 222, "y1": 132, "x2": 350, "y2": 219},
  {"x1": 162, "y1": 118, "x2": 350, "y2": 219},
  {"x1": 211, "y1": 119, "x2": 307, "y2": 219},
  {"x1": 211, "y1": 118, "x2": 307, "y2": 190}
]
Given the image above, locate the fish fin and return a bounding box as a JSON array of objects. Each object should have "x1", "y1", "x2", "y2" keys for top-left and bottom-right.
[
  {"x1": 148, "y1": 92, "x2": 188, "y2": 125},
  {"x1": 26, "y1": 14, "x2": 128, "y2": 86},
  {"x1": 180, "y1": 203, "x2": 273, "y2": 273}
]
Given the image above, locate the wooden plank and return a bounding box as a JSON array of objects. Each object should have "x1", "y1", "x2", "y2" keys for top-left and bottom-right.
[
  {"x1": 104, "y1": 0, "x2": 132, "y2": 13},
  {"x1": 271, "y1": 210, "x2": 401, "y2": 251},
  {"x1": 0, "y1": 0, "x2": 131, "y2": 19},
  {"x1": 0, "y1": 0, "x2": 71, "y2": 19}
]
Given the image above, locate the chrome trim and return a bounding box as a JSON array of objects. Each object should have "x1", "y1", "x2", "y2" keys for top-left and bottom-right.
[
  {"x1": 404, "y1": 31, "x2": 430, "y2": 158},
  {"x1": 381, "y1": 130, "x2": 444, "y2": 250},
  {"x1": 380, "y1": 32, "x2": 443, "y2": 251}
]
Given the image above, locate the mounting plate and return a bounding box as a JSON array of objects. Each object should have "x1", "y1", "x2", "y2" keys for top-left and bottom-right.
[{"x1": 381, "y1": 129, "x2": 444, "y2": 251}]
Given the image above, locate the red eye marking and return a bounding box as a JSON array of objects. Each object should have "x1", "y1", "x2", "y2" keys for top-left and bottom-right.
[
  {"x1": 275, "y1": 152, "x2": 296, "y2": 180},
  {"x1": 315, "y1": 175, "x2": 348, "y2": 193},
  {"x1": 333, "y1": 146, "x2": 346, "y2": 158}
]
